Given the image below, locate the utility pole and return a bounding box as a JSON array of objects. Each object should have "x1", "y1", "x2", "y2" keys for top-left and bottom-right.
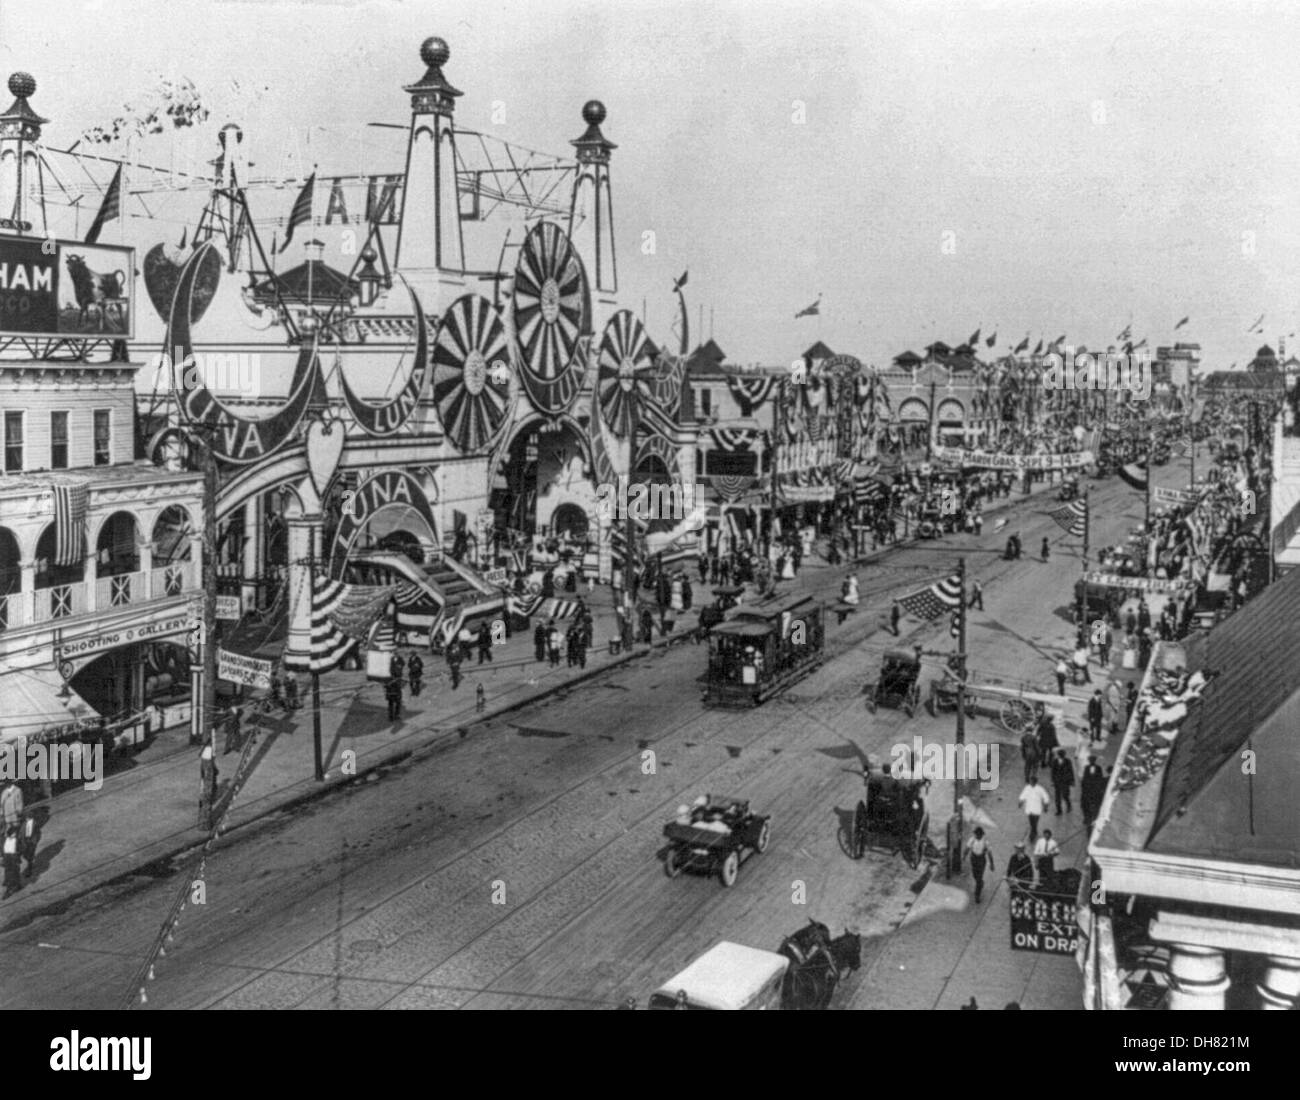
[
  {"x1": 951, "y1": 554, "x2": 968, "y2": 879},
  {"x1": 189, "y1": 430, "x2": 219, "y2": 750},
  {"x1": 770, "y1": 379, "x2": 782, "y2": 550},
  {"x1": 1144, "y1": 449, "x2": 1152, "y2": 531},
  {"x1": 1079, "y1": 488, "x2": 1090, "y2": 625},
  {"x1": 926, "y1": 378, "x2": 936, "y2": 462}
]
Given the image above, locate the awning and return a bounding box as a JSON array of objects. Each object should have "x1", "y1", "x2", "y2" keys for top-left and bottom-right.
[{"x1": 0, "y1": 666, "x2": 100, "y2": 745}]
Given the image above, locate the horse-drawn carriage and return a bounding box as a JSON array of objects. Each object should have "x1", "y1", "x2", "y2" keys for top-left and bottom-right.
[
  {"x1": 916, "y1": 504, "x2": 945, "y2": 539},
  {"x1": 849, "y1": 774, "x2": 931, "y2": 869},
  {"x1": 927, "y1": 663, "x2": 1060, "y2": 735},
  {"x1": 777, "y1": 919, "x2": 863, "y2": 1010},
  {"x1": 865, "y1": 648, "x2": 923, "y2": 716},
  {"x1": 662, "y1": 796, "x2": 771, "y2": 887}
]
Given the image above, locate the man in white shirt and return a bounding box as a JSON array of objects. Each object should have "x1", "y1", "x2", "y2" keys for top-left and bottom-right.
[
  {"x1": 1018, "y1": 778, "x2": 1051, "y2": 844},
  {"x1": 1033, "y1": 829, "x2": 1061, "y2": 888}
]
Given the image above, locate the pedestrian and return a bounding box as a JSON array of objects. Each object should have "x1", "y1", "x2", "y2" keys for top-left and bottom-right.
[
  {"x1": 1018, "y1": 776, "x2": 1051, "y2": 844},
  {"x1": 890, "y1": 600, "x2": 901, "y2": 636},
  {"x1": 1125, "y1": 681, "x2": 1139, "y2": 724},
  {"x1": 385, "y1": 674, "x2": 403, "y2": 720},
  {"x1": 533, "y1": 620, "x2": 547, "y2": 663},
  {"x1": 1040, "y1": 537, "x2": 1050, "y2": 562},
  {"x1": 1006, "y1": 841, "x2": 1034, "y2": 887},
  {"x1": 1087, "y1": 689, "x2": 1104, "y2": 743},
  {"x1": 698, "y1": 553, "x2": 708, "y2": 584},
  {"x1": 476, "y1": 682, "x2": 486, "y2": 713},
  {"x1": 1096, "y1": 621, "x2": 1112, "y2": 667},
  {"x1": 477, "y1": 621, "x2": 493, "y2": 664},
  {"x1": 973, "y1": 511, "x2": 983, "y2": 536},
  {"x1": 1033, "y1": 829, "x2": 1060, "y2": 887},
  {"x1": 1125, "y1": 607, "x2": 1137, "y2": 637},
  {"x1": 965, "y1": 826, "x2": 995, "y2": 903},
  {"x1": 0, "y1": 777, "x2": 21, "y2": 833},
  {"x1": 547, "y1": 622, "x2": 562, "y2": 667},
  {"x1": 283, "y1": 669, "x2": 301, "y2": 710},
  {"x1": 390, "y1": 651, "x2": 406, "y2": 686},
  {"x1": 1138, "y1": 599, "x2": 1151, "y2": 634},
  {"x1": 408, "y1": 653, "x2": 424, "y2": 698},
  {"x1": 1080, "y1": 754, "x2": 1107, "y2": 830},
  {"x1": 968, "y1": 579, "x2": 983, "y2": 610},
  {"x1": 1020, "y1": 727, "x2": 1041, "y2": 786},
  {"x1": 1072, "y1": 641, "x2": 1092, "y2": 684},
  {"x1": 19, "y1": 808, "x2": 37, "y2": 879},
  {"x1": 1050, "y1": 748, "x2": 1075, "y2": 815},
  {"x1": 1054, "y1": 656, "x2": 1068, "y2": 696},
  {"x1": 447, "y1": 644, "x2": 463, "y2": 690},
  {"x1": 1036, "y1": 712, "x2": 1059, "y2": 756},
  {"x1": 2, "y1": 825, "x2": 20, "y2": 899},
  {"x1": 198, "y1": 744, "x2": 218, "y2": 829}
]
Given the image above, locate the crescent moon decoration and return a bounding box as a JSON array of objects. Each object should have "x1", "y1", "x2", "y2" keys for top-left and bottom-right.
[
  {"x1": 511, "y1": 221, "x2": 588, "y2": 416},
  {"x1": 597, "y1": 310, "x2": 656, "y2": 438},
  {"x1": 339, "y1": 283, "x2": 430, "y2": 437},
  {"x1": 167, "y1": 242, "x2": 322, "y2": 466},
  {"x1": 433, "y1": 294, "x2": 511, "y2": 452}
]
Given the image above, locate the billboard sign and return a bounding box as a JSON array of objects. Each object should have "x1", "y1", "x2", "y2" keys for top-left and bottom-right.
[
  {"x1": 0, "y1": 237, "x2": 135, "y2": 339},
  {"x1": 217, "y1": 648, "x2": 272, "y2": 690},
  {"x1": 1009, "y1": 883, "x2": 1081, "y2": 956}
]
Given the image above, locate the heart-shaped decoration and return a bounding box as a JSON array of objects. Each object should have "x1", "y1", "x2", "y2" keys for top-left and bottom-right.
[
  {"x1": 144, "y1": 242, "x2": 221, "y2": 326},
  {"x1": 305, "y1": 417, "x2": 346, "y2": 499}
]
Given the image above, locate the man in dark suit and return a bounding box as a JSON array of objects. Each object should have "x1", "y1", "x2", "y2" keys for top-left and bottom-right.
[{"x1": 1087, "y1": 690, "x2": 1104, "y2": 743}]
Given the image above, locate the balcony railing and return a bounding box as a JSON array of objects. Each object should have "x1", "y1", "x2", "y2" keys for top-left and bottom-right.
[{"x1": 0, "y1": 559, "x2": 199, "y2": 633}]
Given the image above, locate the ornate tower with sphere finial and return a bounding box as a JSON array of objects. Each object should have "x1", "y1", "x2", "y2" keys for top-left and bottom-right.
[
  {"x1": 394, "y1": 36, "x2": 466, "y2": 297},
  {"x1": 0, "y1": 72, "x2": 49, "y2": 235},
  {"x1": 568, "y1": 100, "x2": 617, "y2": 329}
]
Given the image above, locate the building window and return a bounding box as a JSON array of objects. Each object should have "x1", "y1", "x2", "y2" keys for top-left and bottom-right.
[
  {"x1": 3, "y1": 411, "x2": 23, "y2": 473},
  {"x1": 699, "y1": 388, "x2": 712, "y2": 417},
  {"x1": 50, "y1": 411, "x2": 69, "y2": 470},
  {"x1": 93, "y1": 409, "x2": 111, "y2": 466}
]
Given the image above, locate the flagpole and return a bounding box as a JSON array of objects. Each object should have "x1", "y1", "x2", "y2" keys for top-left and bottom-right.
[
  {"x1": 1145, "y1": 449, "x2": 1152, "y2": 531},
  {"x1": 308, "y1": 532, "x2": 324, "y2": 781},
  {"x1": 1080, "y1": 489, "x2": 1089, "y2": 625},
  {"x1": 952, "y1": 554, "x2": 967, "y2": 879}
]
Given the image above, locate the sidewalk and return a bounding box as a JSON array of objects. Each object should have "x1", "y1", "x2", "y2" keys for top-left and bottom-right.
[{"x1": 0, "y1": 475, "x2": 1068, "y2": 930}]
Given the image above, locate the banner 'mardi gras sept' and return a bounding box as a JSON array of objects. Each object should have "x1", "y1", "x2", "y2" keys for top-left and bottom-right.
[{"x1": 932, "y1": 446, "x2": 1094, "y2": 471}]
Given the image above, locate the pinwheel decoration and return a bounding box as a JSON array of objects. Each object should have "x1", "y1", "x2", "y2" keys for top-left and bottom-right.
[
  {"x1": 510, "y1": 220, "x2": 589, "y2": 416},
  {"x1": 432, "y1": 294, "x2": 511, "y2": 452},
  {"x1": 597, "y1": 309, "x2": 656, "y2": 437}
]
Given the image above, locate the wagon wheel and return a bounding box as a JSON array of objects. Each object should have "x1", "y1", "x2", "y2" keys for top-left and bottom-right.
[
  {"x1": 719, "y1": 849, "x2": 740, "y2": 887},
  {"x1": 431, "y1": 294, "x2": 511, "y2": 452},
  {"x1": 664, "y1": 847, "x2": 681, "y2": 878},
  {"x1": 754, "y1": 818, "x2": 771, "y2": 854},
  {"x1": 597, "y1": 310, "x2": 656, "y2": 438},
  {"x1": 510, "y1": 221, "x2": 588, "y2": 416},
  {"x1": 851, "y1": 801, "x2": 868, "y2": 860},
  {"x1": 1000, "y1": 697, "x2": 1036, "y2": 735}
]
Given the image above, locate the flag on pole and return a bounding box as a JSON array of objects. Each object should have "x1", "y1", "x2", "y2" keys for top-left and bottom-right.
[
  {"x1": 1247, "y1": 313, "x2": 1265, "y2": 333},
  {"x1": 673, "y1": 270, "x2": 689, "y2": 291},
  {"x1": 985, "y1": 331, "x2": 997, "y2": 348},
  {"x1": 1132, "y1": 337, "x2": 1147, "y2": 350},
  {"x1": 1049, "y1": 498, "x2": 1088, "y2": 537},
  {"x1": 84, "y1": 164, "x2": 122, "y2": 244},
  {"x1": 1118, "y1": 461, "x2": 1149, "y2": 493},
  {"x1": 898, "y1": 573, "x2": 964, "y2": 620},
  {"x1": 795, "y1": 296, "x2": 821, "y2": 319},
  {"x1": 52, "y1": 482, "x2": 88, "y2": 566},
  {"x1": 1117, "y1": 324, "x2": 1132, "y2": 341},
  {"x1": 279, "y1": 172, "x2": 315, "y2": 253},
  {"x1": 968, "y1": 328, "x2": 981, "y2": 347},
  {"x1": 1174, "y1": 316, "x2": 1189, "y2": 330},
  {"x1": 1032, "y1": 339, "x2": 1044, "y2": 355},
  {"x1": 1014, "y1": 336, "x2": 1030, "y2": 353}
]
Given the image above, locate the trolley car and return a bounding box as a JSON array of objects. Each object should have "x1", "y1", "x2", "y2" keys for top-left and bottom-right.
[{"x1": 702, "y1": 595, "x2": 825, "y2": 708}]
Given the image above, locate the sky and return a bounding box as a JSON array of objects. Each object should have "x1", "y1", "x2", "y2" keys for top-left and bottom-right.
[{"x1": 4, "y1": 0, "x2": 1300, "y2": 373}]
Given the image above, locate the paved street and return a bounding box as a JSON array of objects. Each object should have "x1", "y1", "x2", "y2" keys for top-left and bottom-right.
[{"x1": 0, "y1": 462, "x2": 1200, "y2": 1010}]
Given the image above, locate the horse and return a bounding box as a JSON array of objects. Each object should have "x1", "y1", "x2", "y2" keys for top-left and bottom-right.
[{"x1": 778, "y1": 919, "x2": 863, "y2": 1010}]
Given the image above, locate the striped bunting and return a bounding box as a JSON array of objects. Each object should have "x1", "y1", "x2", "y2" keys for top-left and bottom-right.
[
  {"x1": 1049, "y1": 498, "x2": 1088, "y2": 537},
  {"x1": 638, "y1": 397, "x2": 679, "y2": 441},
  {"x1": 711, "y1": 474, "x2": 757, "y2": 502},
  {"x1": 726, "y1": 375, "x2": 778, "y2": 416},
  {"x1": 710, "y1": 427, "x2": 757, "y2": 452},
  {"x1": 898, "y1": 574, "x2": 964, "y2": 620},
  {"x1": 394, "y1": 580, "x2": 426, "y2": 609},
  {"x1": 1118, "y1": 461, "x2": 1149, "y2": 493},
  {"x1": 284, "y1": 576, "x2": 391, "y2": 673},
  {"x1": 508, "y1": 593, "x2": 544, "y2": 618},
  {"x1": 854, "y1": 478, "x2": 885, "y2": 505}
]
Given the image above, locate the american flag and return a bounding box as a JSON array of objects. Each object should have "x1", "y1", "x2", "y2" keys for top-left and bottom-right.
[
  {"x1": 278, "y1": 172, "x2": 315, "y2": 252},
  {"x1": 898, "y1": 573, "x2": 964, "y2": 620},
  {"x1": 52, "y1": 482, "x2": 88, "y2": 566},
  {"x1": 1049, "y1": 498, "x2": 1088, "y2": 537},
  {"x1": 84, "y1": 164, "x2": 122, "y2": 244}
]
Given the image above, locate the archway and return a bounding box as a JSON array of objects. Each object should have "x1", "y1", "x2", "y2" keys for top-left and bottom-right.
[
  {"x1": 152, "y1": 506, "x2": 193, "y2": 564},
  {"x1": 34, "y1": 522, "x2": 85, "y2": 619},
  {"x1": 96, "y1": 511, "x2": 140, "y2": 577},
  {"x1": 0, "y1": 526, "x2": 18, "y2": 630},
  {"x1": 550, "y1": 502, "x2": 590, "y2": 541},
  {"x1": 493, "y1": 417, "x2": 596, "y2": 540}
]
